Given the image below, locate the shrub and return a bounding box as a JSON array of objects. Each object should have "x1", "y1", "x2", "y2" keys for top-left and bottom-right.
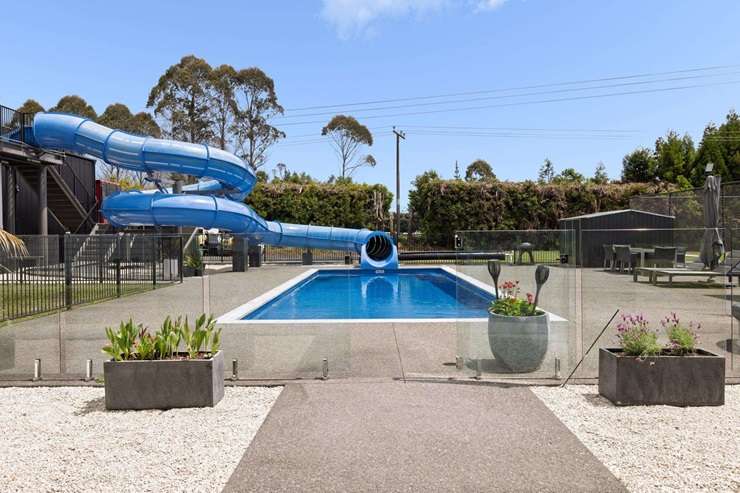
[
  {"x1": 408, "y1": 179, "x2": 676, "y2": 246},
  {"x1": 662, "y1": 313, "x2": 699, "y2": 355},
  {"x1": 247, "y1": 181, "x2": 392, "y2": 231},
  {"x1": 616, "y1": 313, "x2": 662, "y2": 357}
]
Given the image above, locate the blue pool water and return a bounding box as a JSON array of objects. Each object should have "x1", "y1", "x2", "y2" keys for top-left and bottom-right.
[{"x1": 244, "y1": 268, "x2": 494, "y2": 320}]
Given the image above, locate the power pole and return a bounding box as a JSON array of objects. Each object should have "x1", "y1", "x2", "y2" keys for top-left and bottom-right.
[{"x1": 393, "y1": 127, "x2": 405, "y2": 244}]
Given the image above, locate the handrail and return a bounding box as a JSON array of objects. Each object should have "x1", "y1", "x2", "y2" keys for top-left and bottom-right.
[{"x1": 183, "y1": 227, "x2": 202, "y2": 253}]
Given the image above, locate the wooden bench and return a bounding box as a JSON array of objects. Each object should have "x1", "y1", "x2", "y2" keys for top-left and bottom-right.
[{"x1": 633, "y1": 267, "x2": 719, "y2": 286}]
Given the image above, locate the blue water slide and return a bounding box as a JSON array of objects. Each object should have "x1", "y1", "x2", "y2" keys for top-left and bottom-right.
[{"x1": 32, "y1": 113, "x2": 398, "y2": 269}]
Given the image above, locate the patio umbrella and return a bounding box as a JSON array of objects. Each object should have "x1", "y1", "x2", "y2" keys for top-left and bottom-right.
[{"x1": 699, "y1": 175, "x2": 724, "y2": 270}]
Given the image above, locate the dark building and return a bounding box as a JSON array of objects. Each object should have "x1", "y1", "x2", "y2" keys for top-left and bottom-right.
[
  {"x1": 559, "y1": 209, "x2": 675, "y2": 267},
  {"x1": 1, "y1": 104, "x2": 97, "y2": 235}
]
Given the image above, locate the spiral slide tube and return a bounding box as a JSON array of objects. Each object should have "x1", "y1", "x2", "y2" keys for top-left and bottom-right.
[{"x1": 32, "y1": 113, "x2": 398, "y2": 269}]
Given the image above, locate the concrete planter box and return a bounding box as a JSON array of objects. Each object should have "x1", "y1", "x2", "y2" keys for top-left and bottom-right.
[
  {"x1": 598, "y1": 348, "x2": 725, "y2": 406},
  {"x1": 104, "y1": 350, "x2": 224, "y2": 410},
  {"x1": 487, "y1": 312, "x2": 549, "y2": 372}
]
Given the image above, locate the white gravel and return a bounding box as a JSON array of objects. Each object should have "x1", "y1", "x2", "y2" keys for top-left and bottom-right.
[
  {"x1": 532, "y1": 385, "x2": 740, "y2": 493},
  {"x1": 0, "y1": 386, "x2": 282, "y2": 493}
]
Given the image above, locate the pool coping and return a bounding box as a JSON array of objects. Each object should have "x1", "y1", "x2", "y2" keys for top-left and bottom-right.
[{"x1": 216, "y1": 265, "x2": 567, "y2": 325}]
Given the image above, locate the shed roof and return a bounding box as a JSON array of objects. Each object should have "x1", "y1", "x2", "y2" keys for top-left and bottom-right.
[{"x1": 559, "y1": 208, "x2": 675, "y2": 221}]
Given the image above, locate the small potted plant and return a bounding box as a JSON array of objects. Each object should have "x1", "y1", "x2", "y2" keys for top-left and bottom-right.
[
  {"x1": 102, "y1": 313, "x2": 224, "y2": 410},
  {"x1": 599, "y1": 313, "x2": 725, "y2": 406},
  {"x1": 184, "y1": 244, "x2": 204, "y2": 277},
  {"x1": 487, "y1": 265, "x2": 550, "y2": 372}
]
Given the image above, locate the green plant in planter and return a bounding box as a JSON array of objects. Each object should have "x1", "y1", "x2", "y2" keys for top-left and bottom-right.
[
  {"x1": 180, "y1": 314, "x2": 221, "y2": 359},
  {"x1": 184, "y1": 244, "x2": 204, "y2": 272},
  {"x1": 102, "y1": 314, "x2": 220, "y2": 360},
  {"x1": 662, "y1": 313, "x2": 699, "y2": 355},
  {"x1": 489, "y1": 280, "x2": 543, "y2": 316},
  {"x1": 616, "y1": 313, "x2": 662, "y2": 357},
  {"x1": 102, "y1": 319, "x2": 140, "y2": 361}
]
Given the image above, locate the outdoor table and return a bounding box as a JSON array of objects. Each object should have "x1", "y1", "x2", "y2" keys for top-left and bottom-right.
[{"x1": 629, "y1": 247, "x2": 654, "y2": 268}]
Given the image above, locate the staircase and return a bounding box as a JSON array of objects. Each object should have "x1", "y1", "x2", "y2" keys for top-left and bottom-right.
[{"x1": 15, "y1": 164, "x2": 96, "y2": 233}]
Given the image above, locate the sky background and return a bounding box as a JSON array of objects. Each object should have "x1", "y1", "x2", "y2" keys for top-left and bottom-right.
[{"x1": 3, "y1": 0, "x2": 740, "y2": 208}]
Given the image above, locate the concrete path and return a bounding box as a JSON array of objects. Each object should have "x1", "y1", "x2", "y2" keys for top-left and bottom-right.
[{"x1": 224, "y1": 381, "x2": 625, "y2": 492}]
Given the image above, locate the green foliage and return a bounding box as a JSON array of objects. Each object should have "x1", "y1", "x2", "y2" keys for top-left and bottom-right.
[
  {"x1": 180, "y1": 314, "x2": 219, "y2": 359},
  {"x1": 184, "y1": 243, "x2": 204, "y2": 270},
  {"x1": 321, "y1": 115, "x2": 375, "y2": 178},
  {"x1": 654, "y1": 130, "x2": 695, "y2": 184},
  {"x1": 50, "y1": 95, "x2": 97, "y2": 120},
  {"x1": 101, "y1": 314, "x2": 220, "y2": 361},
  {"x1": 102, "y1": 319, "x2": 140, "y2": 361},
  {"x1": 16, "y1": 99, "x2": 45, "y2": 115},
  {"x1": 247, "y1": 181, "x2": 392, "y2": 230},
  {"x1": 408, "y1": 177, "x2": 672, "y2": 247},
  {"x1": 232, "y1": 67, "x2": 286, "y2": 170},
  {"x1": 592, "y1": 162, "x2": 609, "y2": 184},
  {"x1": 616, "y1": 314, "x2": 661, "y2": 357},
  {"x1": 465, "y1": 159, "x2": 496, "y2": 182},
  {"x1": 621, "y1": 147, "x2": 657, "y2": 182},
  {"x1": 553, "y1": 167, "x2": 585, "y2": 184},
  {"x1": 488, "y1": 280, "x2": 541, "y2": 317},
  {"x1": 538, "y1": 159, "x2": 555, "y2": 184},
  {"x1": 690, "y1": 109, "x2": 740, "y2": 185},
  {"x1": 662, "y1": 313, "x2": 699, "y2": 355},
  {"x1": 147, "y1": 54, "x2": 214, "y2": 143}
]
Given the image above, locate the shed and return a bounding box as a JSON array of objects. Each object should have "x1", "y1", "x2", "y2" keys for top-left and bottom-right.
[{"x1": 559, "y1": 209, "x2": 675, "y2": 267}]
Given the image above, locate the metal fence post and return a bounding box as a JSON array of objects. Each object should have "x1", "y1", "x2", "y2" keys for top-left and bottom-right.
[
  {"x1": 151, "y1": 236, "x2": 157, "y2": 289},
  {"x1": 64, "y1": 233, "x2": 72, "y2": 309},
  {"x1": 115, "y1": 235, "x2": 122, "y2": 298},
  {"x1": 178, "y1": 236, "x2": 184, "y2": 283}
]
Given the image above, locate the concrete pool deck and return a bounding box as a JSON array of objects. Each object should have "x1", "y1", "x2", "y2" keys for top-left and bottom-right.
[
  {"x1": 0, "y1": 263, "x2": 737, "y2": 381},
  {"x1": 224, "y1": 381, "x2": 626, "y2": 492}
]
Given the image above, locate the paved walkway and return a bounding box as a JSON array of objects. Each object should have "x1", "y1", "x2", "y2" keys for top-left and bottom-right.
[{"x1": 224, "y1": 381, "x2": 625, "y2": 492}]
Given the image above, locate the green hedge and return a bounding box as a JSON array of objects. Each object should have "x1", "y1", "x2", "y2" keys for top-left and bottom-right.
[
  {"x1": 246, "y1": 182, "x2": 393, "y2": 231},
  {"x1": 408, "y1": 180, "x2": 675, "y2": 246}
]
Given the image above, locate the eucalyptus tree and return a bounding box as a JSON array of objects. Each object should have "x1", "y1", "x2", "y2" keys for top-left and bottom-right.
[
  {"x1": 147, "y1": 55, "x2": 214, "y2": 144},
  {"x1": 231, "y1": 67, "x2": 285, "y2": 171},
  {"x1": 49, "y1": 95, "x2": 97, "y2": 119},
  {"x1": 209, "y1": 64, "x2": 238, "y2": 151},
  {"x1": 321, "y1": 115, "x2": 375, "y2": 178}
]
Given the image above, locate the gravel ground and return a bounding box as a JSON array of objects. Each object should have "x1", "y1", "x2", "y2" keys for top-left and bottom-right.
[
  {"x1": 532, "y1": 385, "x2": 740, "y2": 493},
  {"x1": 0, "y1": 386, "x2": 282, "y2": 493}
]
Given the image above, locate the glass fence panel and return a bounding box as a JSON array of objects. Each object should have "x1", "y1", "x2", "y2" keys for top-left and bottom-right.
[
  {"x1": 454, "y1": 230, "x2": 577, "y2": 379},
  {"x1": 579, "y1": 227, "x2": 737, "y2": 378},
  {"x1": 211, "y1": 262, "x2": 367, "y2": 380}
]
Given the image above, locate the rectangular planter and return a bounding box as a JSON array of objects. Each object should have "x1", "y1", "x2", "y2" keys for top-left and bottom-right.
[
  {"x1": 104, "y1": 350, "x2": 224, "y2": 410},
  {"x1": 598, "y1": 348, "x2": 724, "y2": 406}
]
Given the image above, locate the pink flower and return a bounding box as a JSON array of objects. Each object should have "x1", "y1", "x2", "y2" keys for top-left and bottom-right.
[{"x1": 526, "y1": 293, "x2": 534, "y2": 304}]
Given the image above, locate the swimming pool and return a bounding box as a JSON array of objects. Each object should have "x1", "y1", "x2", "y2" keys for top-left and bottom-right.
[{"x1": 230, "y1": 267, "x2": 494, "y2": 321}]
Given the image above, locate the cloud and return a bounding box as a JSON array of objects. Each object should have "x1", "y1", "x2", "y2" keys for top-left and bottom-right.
[
  {"x1": 321, "y1": 0, "x2": 511, "y2": 38},
  {"x1": 475, "y1": 0, "x2": 508, "y2": 11},
  {"x1": 321, "y1": 0, "x2": 450, "y2": 38}
]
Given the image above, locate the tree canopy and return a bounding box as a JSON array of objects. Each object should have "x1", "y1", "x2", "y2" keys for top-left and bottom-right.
[
  {"x1": 464, "y1": 159, "x2": 496, "y2": 181},
  {"x1": 537, "y1": 158, "x2": 555, "y2": 184},
  {"x1": 147, "y1": 54, "x2": 214, "y2": 144},
  {"x1": 621, "y1": 147, "x2": 656, "y2": 182},
  {"x1": 49, "y1": 95, "x2": 97, "y2": 119},
  {"x1": 553, "y1": 167, "x2": 585, "y2": 184},
  {"x1": 231, "y1": 67, "x2": 286, "y2": 171},
  {"x1": 321, "y1": 115, "x2": 375, "y2": 178},
  {"x1": 17, "y1": 99, "x2": 45, "y2": 115}
]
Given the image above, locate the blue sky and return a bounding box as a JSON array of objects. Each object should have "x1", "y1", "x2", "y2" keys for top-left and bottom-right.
[{"x1": 3, "y1": 0, "x2": 740, "y2": 208}]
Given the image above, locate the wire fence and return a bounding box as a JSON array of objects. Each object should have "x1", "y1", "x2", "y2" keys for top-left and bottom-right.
[{"x1": 0, "y1": 234, "x2": 182, "y2": 322}]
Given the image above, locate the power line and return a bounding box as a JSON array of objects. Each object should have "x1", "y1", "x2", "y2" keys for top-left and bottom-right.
[
  {"x1": 274, "y1": 79, "x2": 740, "y2": 127},
  {"x1": 276, "y1": 70, "x2": 740, "y2": 120},
  {"x1": 283, "y1": 63, "x2": 740, "y2": 112}
]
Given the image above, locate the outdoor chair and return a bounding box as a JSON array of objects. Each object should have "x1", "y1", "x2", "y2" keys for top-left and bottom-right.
[
  {"x1": 602, "y1": 244, "x2": 615, "y2": 270},
  {"x1": 613, "y1": 245, "x2": 633, "y2": 273},
  {"x1": 651, "y1": 246, "x2": 677, "y2": 268},
  {"x1": 675, "y1": 246, "x2": 687, "y2": 267}
]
